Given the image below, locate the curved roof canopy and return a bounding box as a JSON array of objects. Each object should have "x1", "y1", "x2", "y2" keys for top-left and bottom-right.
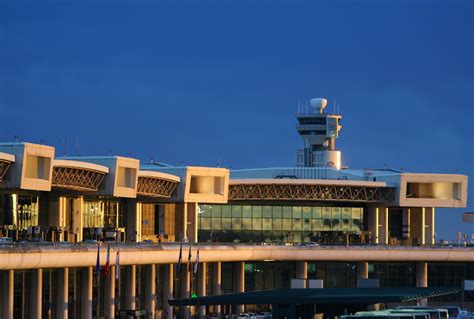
[
  {"x1": 52, "y1": 159, "x2": 109, "y2": 192},
  {"x1": 0, "y1": 152, "x2": 15, "y2": 182},
  {"x1": 137, "y1": 170, "x2": 180, "y2": 198},
  {"x1": 229, "y1": 179, "x2": 396, "y2": 202}
]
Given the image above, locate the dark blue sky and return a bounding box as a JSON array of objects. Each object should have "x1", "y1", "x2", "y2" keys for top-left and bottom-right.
[{"x1": 1, "y1": 0, "x2": 473, "y2": 239}]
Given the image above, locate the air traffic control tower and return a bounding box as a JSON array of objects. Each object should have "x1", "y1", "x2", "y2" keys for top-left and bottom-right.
[{"x1": 296, "y1": 98, "x2": 342, "y2": 168}]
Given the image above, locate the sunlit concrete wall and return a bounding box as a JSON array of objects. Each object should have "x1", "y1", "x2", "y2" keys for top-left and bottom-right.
[
  {"x1": 62, "y1": 156, "x2": 139, "y2": 198},
  {"x1": 397, "y1": 173, "x2": 468, "y2": 208},
  {"x1": 0, "y1": 143, "x2": 55, "y2": 191}
]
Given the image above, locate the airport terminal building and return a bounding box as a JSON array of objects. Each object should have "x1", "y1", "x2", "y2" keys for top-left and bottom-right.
[{"x1": 0, "y1": 98, "x2": 471, "y2": 319}]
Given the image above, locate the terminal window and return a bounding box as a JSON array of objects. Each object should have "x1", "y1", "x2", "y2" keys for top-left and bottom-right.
[{"x1": 198, "y1": 204, "x2": 363, "y2": 243}]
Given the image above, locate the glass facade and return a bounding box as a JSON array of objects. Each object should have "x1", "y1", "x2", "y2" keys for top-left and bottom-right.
[
  {"x1": 245, "y1": 262, "x2": 296, "y2": 291},
  {"x1": 142, "y1": 204, "x2": 158, "y2": 237},
  {"x1": 198, "y1": 204, "x2": 363, "y2": 243},
  {"x1": 368, "y1": 262, "x2": 417, "y2": 287},
  {"x1": 428, "y1": 263, "x2": 474, "y2": 301},
  {"x1": 0, "y1": 194, "x2": 39, "y2": 228},
  {"x1": 83, "y1": 201, "x2": 105, "y2": 228},
  {"x1": 308, "y1": 262, "x2": 357, "y2": 288},
  {"x1": 82, "y1": 200, "x2": 124, "y2": 229}
]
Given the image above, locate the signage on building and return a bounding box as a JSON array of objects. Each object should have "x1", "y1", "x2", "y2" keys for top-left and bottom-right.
[
  {"x1": 308, "y1": 279, "x2": 324, "y2": 289},
  {"x1": 291, "y1": 279, "x2": 306, "y2": 289},
  {"x1": 357, "y1": 278, "x2": 380, "y2": 288},
  {"x1": 464, "y1": 280, "x2": 474, "y2": 291}
]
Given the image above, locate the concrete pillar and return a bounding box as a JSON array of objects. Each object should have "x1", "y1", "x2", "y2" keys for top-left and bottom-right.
[
  {"x1": 2, "y1": 270, "x2": 14, "y2": 319},
  {"x1": 145, "y1": 265, "x2": 156, "y2": 319},
  {"x1": 233, "y1": 262, "x2": 245, "y2": 314},
  {"x1": 357, "y1": 261, "x2": 369, "y2": 280},
  {"x1": 416, "y1": 261, "x2": 428, "y2": 288},
  {"x1": 47, "y1": 195, "x2": 69, "y2": 241},
  {"x1": 125, "y1": 265, "x2": 136, "y2": 310},
  {"x1": 197, "y1": 262, "x2": 207, "y2": 316},
  {"x1": 164, "y1": 264, "x2": 174, "y2": 319},
  {"x1": 126, "y1": 200, "x2": 142, "y2": 242},
  {"x1": 31, "y1": 269, "x2": 43, "y2": 319},
  {"x1": 425, "y1": 207, "x2": 435, "y2": 245},
  {"x1": 420, "y1": 208, "x2": 426, "y2": 245},
  {"x1": 180, "y1": 267, "x2": 191, "y2": 319},
  {"x1": 296, "y1": 261, "x2": 308, "y2": 280},
  {"x1": 57, "y1": 268, "x2": 69, "y2": 319},
  {"x1": 212, "y1": 262, "x2": 222, "y2": 314},
  {"x1": 175, "y1": 204, "x2": 188, "y2": 242},
  {"x1": 357, "y1": 262, "x2": 369, "y2": 288},
  {"x1": 188, "y1": 203, "x2": 198, "y2": 243},
  {"x1": 72, "y1": 197, "x2": 84, "y2": 242},
  {"x1": 105, "y1": 265, "x2": 116, "y2": 319},
  {"x1": 81, "y1": 267, "x2": 93, "y2": 319},
  {"x1": 379, "y1": 207, "x2": 389, "y2": 245},
  {"x1": 368, "y1": 205, "x2": 379, "y2": 244},
  {"x1": 417, "y1": 261, "x2": 428, "y2": 306}
]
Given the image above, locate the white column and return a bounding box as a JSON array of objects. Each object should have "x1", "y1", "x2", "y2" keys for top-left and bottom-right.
[
  {"x1": 212, "y1": 262, "x2": 222, "y2": 314},
  {"x1": 379, "y1": 207, "x2": 389, "y2": 245},
  {"x1": 164, "y1": 264, "x2": 174, "y2": 319},
  {"x1": 2, "y1": 270, "x2": 14, "y2": 319},
  {"x1": 72, "y1": 197, "x2": 84, "y2": 242},
  {"x1": 189, "y1": 203, "x2": 198, "y2": 244},
  {"x1": 136, "y1": 203, "x2": 142, "y2": 242},
  {"x1": 57, "y1": 268, "x2": 69, "y2": 319},
  {"x1": 31, "y1": 269, "x2": 43, "y2": 319},
  {"x1": 105, "y1": 265, "x2": 116, "y2": 319},
  {"x1": 357, "y1": 261, "x2": 369, "y2": 288},
  {"x1": 198, "y1": 263, "x2": 207, "y2": 316},
  {"x1": 419, "y1": 207, "x2": 426, "y2": 245},
  {"x1": 126, "y1": 200, "x2": 142, "y2": 242},
  {"x1": 368, "y1": 205, "x2": 379, "y2": 244},
  {"x1": 425, "y1": 207, "x2": 435, "y2": 245},
  {"x1": 81, "y1": 267, "x2": 93, "y2": 319},
  {"x1": 416, "y1": 261, "x2": 428, "y2": 288},
  {"x1": 125, "y1": 265, "x2": 136, "y2": 310},
  {"x1": 145, "y1": 265, "x2": 156, "y2": 318},
  {"x1": 180, "y1": 267, "x2": 191, "y2": 319},
  {"x1": 417, "y1": 261, "x2": 428, "y2": 306},
  {"x1": 233, "y1": 262, "x2": 245, "y2": 314},
  {"x1": 296, "y1": 261, "x2": 308, "y2": 280}
]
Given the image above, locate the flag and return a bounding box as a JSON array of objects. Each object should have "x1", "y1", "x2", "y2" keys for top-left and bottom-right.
[
  {"x1": 95, "y1": 244, "x2": 100, "y2": 276},
  {"x1": 187, "y1": 245, "x2": 192, "y2": 272},
  {"x1": 115, "y1": 249, "x2": 120, "y2": 280},
  {"x1": 176, "y1": 241, "x2": 183, "y2": 273},
  {"x1": 104, "y1": 244, "x2": 110, "y2": 277},
  {"x1": 193, "y1": 245, "x2": 199, "y2": 274}
]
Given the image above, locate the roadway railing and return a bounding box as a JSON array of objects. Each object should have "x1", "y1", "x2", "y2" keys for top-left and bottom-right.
[{"x1": 1, "y1": 241, "x2": 473, "y2": 250}]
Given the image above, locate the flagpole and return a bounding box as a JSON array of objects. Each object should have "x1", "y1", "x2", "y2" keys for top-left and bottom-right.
[
  {"x1": 177, "y1": 240, "x2": 183, "y2": 319},
  {"x1": 188, "y1": 243, "x2": 193, "y2": 318},
  {"x1": 188, "y1": 244, "x2": 192, "y2": 319},
  {"x1": 96, "y1": 243, "x2": 101, "y2": 318},
  {"x1": 116, "y1": 248, "x2": 120, "y2": 316}
]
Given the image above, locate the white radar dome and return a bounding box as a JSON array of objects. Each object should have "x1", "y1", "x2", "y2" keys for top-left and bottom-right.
[{"x1": 310, "y1": 98, "x2": 328, "y2": 114}]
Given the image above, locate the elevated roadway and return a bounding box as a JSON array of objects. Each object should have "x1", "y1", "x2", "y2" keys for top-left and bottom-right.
[{"x1": 0, "y1": 243, "x2": 473, "y2": 270}]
